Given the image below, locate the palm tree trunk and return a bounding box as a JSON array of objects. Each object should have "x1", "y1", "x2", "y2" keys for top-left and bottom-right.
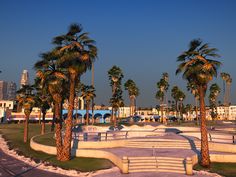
[
  {"x1": 38, "y1": 110, "x2": 41, "y2": 124},
  {"x1": 23, "y1": 112, "x2": 30, "y2": 143},
  {"x1": 195, "y1": 98, "x2": 199, "y2": 125},
  {"x1": 86, "y1": 101, "x2": 90, "y2": 125},
  {"x1": 51, "y1": 104, "x2": 55, "y2": 132},
  {"x1": 199, "y1": 85, "x2": 210, "y2": 167},
  {"x1": 114, "y1": 109, "x2": 117, "y2": 127},
  {"x1": 61, "y1": 73, "x2": 76, "y2": 161},
  {"x1": 41, "y1": 111, "x2": 46, "y2": 135},
  {"x1": 130, "y1": 97, "x2": 132, "y2": 117},
  {"x1": 54, "y1": 101, "x2": 63, "y2": 161}
]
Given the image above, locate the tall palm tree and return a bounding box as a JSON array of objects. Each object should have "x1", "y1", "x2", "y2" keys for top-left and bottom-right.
[
  {"x1": 220, "y1": 72, "x2": 231, "y2": 106},
  {"x1": 81, "y1": 85, "x2": 96, "y2": 125},
  {"x1": 209, "y1": 83, "x2": 221, "y2": 120},
  {"x1": 34, "y1": 79, "x2": 51, "y2": 135},
  {"x1": 124, "y1": 79, "x2": 139, "y2": 117},
  {"x1": 187, "y1": 82, "x2": 199, "y2": 123},
  {"x1": 110, "y1": 89, "x2": 124, "y2": 126},
  {"x1": 171, "y1": 86, "x2": 180, "y2": 117},
  {"x1": 34, "y1": 51, "x2": 68, "y2": 161},
  {"x1": 53, "y1": 23, "x2": 97, "y2": 161},
  {"x1": 156, "y1": 76, "x2": 169, "y2": 123},
  {"x1": 108, "y1": 66, "x2": 124, "y2": 125},
  {"x1": 176, "y1": 38, "x2": 221, "y2": 167},
  {"x1": 225, "y1": 76, "x2": 232, "y2": 106},
  {"x1": 16, "y1": 85, "x2": 35, "y2": 143},
  {"x1": 171, "y1": 86, "x2": 185, "y2": 120}
]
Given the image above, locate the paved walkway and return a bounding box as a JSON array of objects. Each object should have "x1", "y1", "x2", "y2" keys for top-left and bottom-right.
[{"x1": 0, "y1": 148, "x2": 68, "y2": 177}]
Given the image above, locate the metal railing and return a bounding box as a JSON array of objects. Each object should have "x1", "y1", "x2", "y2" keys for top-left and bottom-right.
[
  {"x1": 208, "y1": 133, "x2": 236, "y2": 144},
  {"x1": 152, "y1": 146, "x2": 158, "y2": 168}
]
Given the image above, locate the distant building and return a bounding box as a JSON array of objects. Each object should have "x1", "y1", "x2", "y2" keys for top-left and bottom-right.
[
  {"x1": 0, "y1": 81, "x2": 8, "y2": 100},
  {"x1": 7, "y1": 82, "x2": 17, "y2": 100},
  {"x1": 217, "y1": 105, "x2": 236, "y2": 120},
  {"x1": 20, "y1": 70, "x2": 29, "y2": 87}
]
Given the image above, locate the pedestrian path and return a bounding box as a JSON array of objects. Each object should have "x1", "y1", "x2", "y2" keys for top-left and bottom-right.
[{"x1": 0, "y1": 148, "x2": 67, "y2": 177}]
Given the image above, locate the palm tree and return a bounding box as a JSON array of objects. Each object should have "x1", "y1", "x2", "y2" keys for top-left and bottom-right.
[
  {"x1": 220, "y1": 72, "x2": 231, "y2": 106},
  {"x1": 110, "y1": 89, "x2": 124, "y2": 126},
  {"x1": 156, "y1": 76, "x2": 169, "y2": 123},
  {"x1": 108, "y1": 66, "x2": 124, "y2": 124},
  {"x1": 209, "y1": 83, "x2": 221, "y2": 120},
  {"x1": 34, "y1": 51, "x2": 68, "y2": 161},
  {"x1": 185, "y1": 104, "x2": 193, "y2": 120},
  {"x1": 176, "y1": 38, "x2": 221, "y2": 167},
  {"x1": 171, "y1": 86, "x2": 180, "y2": 117},
  {"x1": 81, "y1": 85, "x2": 96, "y2": 125},
  {"x1": 187, "y1": 82, "x2": 199, "y2": 123},
  {"x1": 225, "y1": 76, "x2": 232, "y2": 106},
  {"x1": 34, "y1": 79, "x2": 51, "y2": 135},
  {"x1": 171, "y1": 86, "x2": 185, "y2": 120},
  {"x1": 124, "y1": 79, "x2": 139, "y2": 117},
  {"x1": 16, "y1": 85, "x2": 35, "y2": 143},
  {"x1": 53, "y1": 23, "x2": 97, "y2": 161}
]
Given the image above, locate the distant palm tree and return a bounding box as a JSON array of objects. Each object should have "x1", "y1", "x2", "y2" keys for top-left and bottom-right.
[
  {"x1": 209, "y1": 83, "x2": 221, "y2": 120},
  {"x1": 34, "y1": 79, "x2": 51, "y2": 135},
  {"x1": 110, "y1": 89, "x2": 124, "y2": 126},
  {"x1": 156, "y1": 75, "x2": 169, "y2": 123},
  {"x1": 220, "y1": 72, "x2": 231, "y2": 106},
  {"x1": 53, "y1": 23, "x2": 97, "y2": 161},
  {"x1": 16, "y1": 85, "x2": 35, "y2": 143},
  {"x1": 187, "y1": 82, "x2": 199, "y2": 123},
  {"x1": 171, "y1": 86, "x2": 185, "y2": 120},
  {"x1": 124, "y1": 79, "x2": 139, "y2": 117},
  {"x1": 108, "y1": 66, "x2": 124, "y2": 125},
  {"x1": 81, "y1": 85, "x2": 96, "y2": 125},
  {"x1": 176, "y1": 38, "x2": 221, "y2": 167}
]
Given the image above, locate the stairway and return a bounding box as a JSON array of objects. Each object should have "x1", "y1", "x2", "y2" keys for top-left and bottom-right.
[
  {"x1": 128, "y1": 156, "x2": 186, "y2": 174},
  {"x1": 126, "y1": 138, "x2": 201, "y2": 149}
]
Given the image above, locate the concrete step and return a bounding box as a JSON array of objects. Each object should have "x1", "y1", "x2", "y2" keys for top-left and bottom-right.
[
  {"x1": 129, "y1": 162, "x2": 184, "y2": 168},
  {"x1": 126, "y1": 145, "x2": 192, "y2": 149},
  {"x1": 128, "y1": 156, "x2": 184, "y2": 160},
  {"x1": 128, "y1": 138, "x2": 188, "y2": 142},
  {"x1": 128, "y1": 168, "x2": 185, "y2": 174}
]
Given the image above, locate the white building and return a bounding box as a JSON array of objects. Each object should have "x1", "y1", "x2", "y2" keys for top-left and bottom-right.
[
  {"x1": 217, "y1": 105, "x2": 236, "y2": 120},
  {"x1": 0, "y1": 100, "x2": 14, "y2": 123}
]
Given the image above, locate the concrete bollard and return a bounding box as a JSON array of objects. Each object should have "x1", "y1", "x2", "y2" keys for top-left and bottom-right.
[
  {"x1": 186, "y1": 157, "x2": 193, "y2": 175},
  {"x1": 122, "y1": 156, "x2": 129, "y2": 174}
]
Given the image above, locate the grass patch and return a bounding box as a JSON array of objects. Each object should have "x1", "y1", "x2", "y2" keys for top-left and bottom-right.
[
  {"x1": 194, "y1": 162, "x2": 236, "y2": 177},
  {"x1": 0, "y1": 123, "x2": 113, "y2": 171}
]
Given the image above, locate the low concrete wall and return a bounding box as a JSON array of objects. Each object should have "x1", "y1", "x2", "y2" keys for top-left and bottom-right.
[
  {"x1": 170, "y1": 127, "x2": 200, "y2": 132},
  {"x1": 30, "y1": 135, "x2": 127, "y2": 173},
  {"x1": 30, "y1": 134, "x2": 57, "y2": 155},
  {"x1": 210, "y1": 154, "x2": 236, "y2": 163},
  {"x1": 76, "y1": 139, "x2": 126, "y2": 149},
  {"x1": 75, "y1": 149, "x2": 126, "y2": 173}
]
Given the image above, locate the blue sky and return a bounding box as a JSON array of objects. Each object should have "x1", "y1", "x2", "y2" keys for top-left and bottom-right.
[{"x1": 0, "y1": 0, "x2": 235, "y2": 107}]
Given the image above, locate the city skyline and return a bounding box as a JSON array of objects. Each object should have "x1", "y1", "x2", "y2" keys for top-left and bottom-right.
[{"x1": 0, "y1": 0, "x2": 235, "y2": 107}]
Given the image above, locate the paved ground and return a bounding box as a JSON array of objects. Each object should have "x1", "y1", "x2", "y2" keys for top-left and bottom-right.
[
  {"x1": 0, "y1": 148, "x2": 68, "y2": 177},
  {"x1": 100, "y1": 147, "x2": 197, "y2": 158}
]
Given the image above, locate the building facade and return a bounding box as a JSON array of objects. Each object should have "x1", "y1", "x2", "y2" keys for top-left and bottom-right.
[
  {"x1": 7, "y1": 82, "x2": 17, "y2": 100},
  {"x1": 20, "y1": 70, "x2": 29, "y2": 87},
  {"x1": 0, "y1": 81, "x2": 8, "y2": 100}
]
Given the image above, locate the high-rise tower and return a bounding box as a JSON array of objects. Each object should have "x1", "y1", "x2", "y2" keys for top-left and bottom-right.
[{"x1": 20, "y1": 70, "x2": 29, "y2": 87}]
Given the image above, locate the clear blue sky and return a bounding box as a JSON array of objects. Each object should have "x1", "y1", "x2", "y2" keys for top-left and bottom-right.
[{"x1": 0, "y1": 0, "x2": 235, "y2": 107}]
